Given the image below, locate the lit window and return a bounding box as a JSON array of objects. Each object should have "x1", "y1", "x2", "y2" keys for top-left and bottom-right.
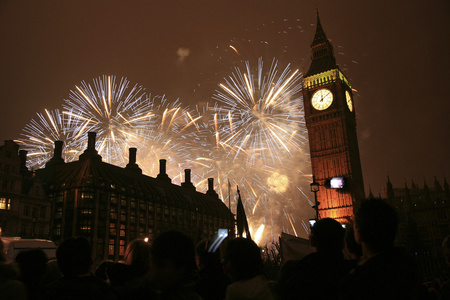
[
  {"x1": 0, "y1": 198, "x2": 10, "y2": 210},
  {"x1": 120, "y1": 224, "x2": 126, "y2": 237},
  {"x1": 80, "y1": 225, "x2": 91, "y2": 233},
  {"x1": 53, "y1": 224, "x2": 62, "y2": 236},
  {"x1": 110, "y1": 212, "x2": 118, "y2": 220},
  {"x1": 81, "y1": 192, "x2": 93, "y2": 199}
]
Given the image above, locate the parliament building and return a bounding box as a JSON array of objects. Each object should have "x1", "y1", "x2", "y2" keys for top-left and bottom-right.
[{"x1": 35, "y1": 132, "x2": 234, "y2": 261}]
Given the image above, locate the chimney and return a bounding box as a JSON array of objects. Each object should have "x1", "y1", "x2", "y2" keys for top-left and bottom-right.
[
  {"x1": 156, "y1": 159, "x2": 171, "y2": 183},
  {"x1": 79, "y1": 132, "x2": 101, "y2": 161},
  {"x1": 45, "y1": 140, "x2": 65, "y2": 167},
  {"x1": 129, "y1": 148, "x2": 137, "y2": 164},
  {"x1": 181, "y1": 169, "x2": 195, "y2": 191},
  {"x1": 125, "y1": 148, "x2": 142, "y2": 174},
  {"x1": 206, "y1": 178, "x2": 219, "y2": 198},
  {"x1": 87, "y1": 132, "x2": 96, "y2": 150},
  {"x1": 54, "y1": 140, "x2": 63, "y2": 159},
  {"x1": 19, "y1": 150, "x2": 28, "y2": 175}
]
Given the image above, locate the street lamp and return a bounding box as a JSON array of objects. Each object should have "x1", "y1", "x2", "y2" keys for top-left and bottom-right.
[{"x1": 310, "y1": 175, "x2": 320, "y2": 221}]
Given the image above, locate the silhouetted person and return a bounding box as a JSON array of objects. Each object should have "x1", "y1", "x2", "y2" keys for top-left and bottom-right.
[
  {"x1": 221, "y1": 237, "x2": 276, "y2": 300},
  {"x1": 339, "y1": 199, "x2": 420, "y2": 299},
  {"x1": 108, "y1": 239, "x2": 152, "y2": 300},
  {"x1": 15, "y1": 248, "x2": 48, "y2": 300},
  {"x1": 439, "y1": 235, "x2": 450, "y2": 300},
  {"x1": 279, "y1": 218, "x2": 354, "y2": 300},
  {"x1": 194, "y1": 239, "x2": 231, "y2": 300},
  {"x1": 43, "y1": 237, "x2": 115, "y2": 300},
  {"x1": 149, "y1": 230, "x2": 202, "y2": 299},
  {"x1": 0, "y1": 238, "x2": 28, "y2": 300}
]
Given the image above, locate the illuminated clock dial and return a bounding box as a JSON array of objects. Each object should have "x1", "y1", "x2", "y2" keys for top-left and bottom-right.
[
  {"x1": 311, "y1": 89, "x2": 333, "y2": 110},
  {"x1": 346, "y1": 90, "x2": 353, "y2": 112}
]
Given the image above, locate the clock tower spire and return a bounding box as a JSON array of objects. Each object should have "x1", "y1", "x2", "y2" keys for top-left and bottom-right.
[
  {"x1": 302, "y1": 12, "x2": 365, "y2": 223},
  {"x1": 306, "y1": 11, "x2": 337, "y2": 77}
]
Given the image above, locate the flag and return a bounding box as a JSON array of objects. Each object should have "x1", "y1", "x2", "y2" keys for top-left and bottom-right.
[
  {"x1": 228, "y1": 179, "x2": 231, "y2": 211},
  {"x1": 279, "y1": 232, "x2": 314, "y2": 265},
  {"x1": 236, "y1": 186, "x2": 251, "y2": 239}
]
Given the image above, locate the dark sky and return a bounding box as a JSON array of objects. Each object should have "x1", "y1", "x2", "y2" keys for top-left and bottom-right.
[{"x1": 1, "y1": 0, "x2": 449, "y2": 197}]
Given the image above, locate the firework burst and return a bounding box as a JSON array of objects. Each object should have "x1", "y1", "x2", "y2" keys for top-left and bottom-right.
[
  {"x1": 212, "y1": 57, "x2": 306, "y2": 165},
  {"x1": 61, "y1": 75, "x2": 153, "y2": 166},
  {"x1": 206, "y1": 58, "x2": 311, "y2": 243},
  {"x1": 136, "y1": 96, "x2": 206, "y2": 183},
  {"x1": 17, "y1": 109, "x2": 82, "y2": 169}
]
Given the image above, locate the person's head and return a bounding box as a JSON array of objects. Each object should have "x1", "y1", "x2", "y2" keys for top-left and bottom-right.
[
  {"x1": 354, "y1": 199, "x2": 398, "y2": 253},
  {"x1": 221, "y1": 237, "x2": 262, "y2": 282},
  {"x1": 15, "y1": 248, "x2": 48, "y2": 281},
  {"x1": 56, "y1": 237, "x2": 93, "y2": 277},
  {"x1": 124, "y1": 239, "x2": 151, "y2": 276},
  {"x1": 150, "y1": 230, "x2": 196, "y2": 289},
  {"x1": 310, "y1": 218, "x2": 345, "y2": 252}
]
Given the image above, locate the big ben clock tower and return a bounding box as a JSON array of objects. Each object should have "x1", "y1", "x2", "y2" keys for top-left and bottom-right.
[{"x1": 302, "y1": 12, "x2": 365, "y2": 222}]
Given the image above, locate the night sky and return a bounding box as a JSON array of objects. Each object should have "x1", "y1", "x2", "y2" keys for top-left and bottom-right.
[{"x1": 1, "y1": 0, "x2": 449, "y2": 198}]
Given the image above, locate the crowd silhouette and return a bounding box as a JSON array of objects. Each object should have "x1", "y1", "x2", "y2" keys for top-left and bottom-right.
[{"x1": 1, "y1": 199, "x2": 449, "y2": 299}]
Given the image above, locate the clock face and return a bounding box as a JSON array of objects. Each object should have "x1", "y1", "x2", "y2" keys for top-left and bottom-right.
[
  {"x1": 311, "y1": 89, "x2": 333, "y2": 110},
  {"x1": 346, "y1": 90, "x2": 353, "y2": 112}
]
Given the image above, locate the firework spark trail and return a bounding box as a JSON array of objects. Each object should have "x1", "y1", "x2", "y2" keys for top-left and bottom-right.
[
  {"x1": 17, "y1": 109, "x2": 82, "y2": 168},
  {"x1": 229, "y1": 45, "x2": 240, "y2": 55},
  {"x1": 297, "y1": 186, "x2": 314, "y2": 206},
  {"x1": 301, "y1": 220, "x2": 310, "y2": 235}
]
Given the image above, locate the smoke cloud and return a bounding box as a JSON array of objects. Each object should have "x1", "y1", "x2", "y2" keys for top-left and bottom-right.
[{"x1": 176, "y1": 47, "x2": 190, "y2": 64}]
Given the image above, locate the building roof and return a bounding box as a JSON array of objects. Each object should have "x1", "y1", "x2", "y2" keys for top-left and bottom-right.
[{"x1": 37, "y1": 133, "x2": 233, "y2": 220}]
